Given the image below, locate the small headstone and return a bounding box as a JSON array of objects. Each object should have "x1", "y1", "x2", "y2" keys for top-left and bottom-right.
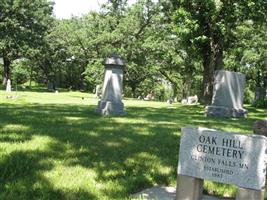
[
  {"x1": 95, "y1": 84, "x2": 101, "y2": 98},
  {"x1": 178, "y1": 127, "x2": 267, "y2": 190},
  {"x1": 95, "y1": 54, "x2": 125, "y2": 115},
  {"x1": 144, "y1": 92, "x2": 155, "y2": 101},
  {"x1": 187, "y1": 95, "x2": 198, "y2": 104},
  {"x1": 48, "y1": 82, "x2": 54, "y2": 91},
  {"x1": 6, "y1": 79, "x2": 11, "y2": 93},
  {"x1": 206, "y1": 70, "x2": 248, "y2": 118},
  {"x1": 181, "y1": 95, "x2": 198, "y2": 105}
]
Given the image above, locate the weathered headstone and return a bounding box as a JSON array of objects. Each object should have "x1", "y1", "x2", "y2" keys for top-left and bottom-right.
[
  {"x1": 187, "y1": 95, "x2": 198, "y2": 104},
  {"x1": 47, "y1": 82, "x2": 54, "y2": 91},
  {"x1": 206, "y1": 70, "x2": 248, "y2": 118},
  {"x1": 176, "y1": 127, "x2": 267, "y2": 200},
  {"x1": 6, "y1": 79, "x2": 11, "y2": 92},
  {"x1": 95, "y1": 54, "x2": 125, "y2": 115},
  {"x1": 95, "y1": 84, "x2": 101, "y2": 98}
]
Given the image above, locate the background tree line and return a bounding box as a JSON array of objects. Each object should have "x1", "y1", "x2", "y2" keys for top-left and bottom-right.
[{"x1": 0, "y1": 0, "x2": 266, "y2": 106}]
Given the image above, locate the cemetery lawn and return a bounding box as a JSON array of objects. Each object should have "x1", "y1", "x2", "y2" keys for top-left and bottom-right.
[{"x1": 0, "y1": 90, "x2": 266, "y2": 200}]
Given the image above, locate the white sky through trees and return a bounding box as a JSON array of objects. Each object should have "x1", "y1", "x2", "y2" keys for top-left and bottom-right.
[{"x1": 53, "y1": 0, "x2": 137, "y2": 19}]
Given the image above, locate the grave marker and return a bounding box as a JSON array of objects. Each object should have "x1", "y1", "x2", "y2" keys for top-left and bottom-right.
[
  {"x1": 95, "y1": 54, "x2": 125, "y2": 115},
  {"x1": 206, "y1": 70, "x2": 248, "y2": 118}
]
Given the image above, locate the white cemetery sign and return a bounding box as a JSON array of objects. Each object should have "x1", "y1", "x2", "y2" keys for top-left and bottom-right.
[{"x1": 178, "y1": 127, "x2": 267, "y2": 190}]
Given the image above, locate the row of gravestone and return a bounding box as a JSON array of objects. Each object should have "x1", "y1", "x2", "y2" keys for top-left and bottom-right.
[
  {"x1": 2, "y1": 54, "x2": 250, "y2": 118},
  {"x1": 95, "y1": 54, "x2": 248, "y2": 118},
  {"x1": 2, "y1": 54, "x2": 258, "y2": 119}
]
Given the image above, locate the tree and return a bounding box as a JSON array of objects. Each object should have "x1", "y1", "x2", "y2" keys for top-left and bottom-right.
[
  {"x1": 0, "y1": 0, "x2": 53, "y2": 85},
  {"x1": 92, "y1": 0, "x2": 161, "y2": 96},
  {"x1": 224, "y1": 22, "x2": 267, "y2": 104},
  {"x1": 172, "y1": 0, "x2": 267, "y2": 104}
]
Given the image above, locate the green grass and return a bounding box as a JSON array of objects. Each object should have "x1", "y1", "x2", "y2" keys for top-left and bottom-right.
[{"x1": 0, "y1": 90, "x2": 266, "y2": 199}]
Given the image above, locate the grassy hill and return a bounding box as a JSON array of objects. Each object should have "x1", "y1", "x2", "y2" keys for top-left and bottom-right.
[{"x1": 0, "y1": 90, "x2": 266, "y2": 199}]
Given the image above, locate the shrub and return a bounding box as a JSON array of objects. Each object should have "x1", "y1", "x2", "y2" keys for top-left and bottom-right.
[
  {"x1": 244, "y1": 87, "x2": 254, "y2": 104},
  {"x1": 253, "y1": 99, "x2": 267, "y2": 108},
  {"x1": 11, "y1": 59, "x2": 30, "y2": 84}
]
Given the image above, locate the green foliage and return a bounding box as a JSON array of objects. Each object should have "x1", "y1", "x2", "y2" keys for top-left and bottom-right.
[
  {"x1": 0, "y1": 0, "x2": 54, "y2": 84},
  {"x1": 1, "y1": 0, "x2": 266, "y2": 102},
  {"x1": 11, "y1": 59, "x2": 30, "y2": 84},
  {"x1": 0, "y1": 0, "x2": 53, "y2": 51},
  {"x1": 253, "y1": 99, "x2": 267, "y2": 108},
  {"x1": 171, "y1": 0, "x2": 267, "y2": 104},
  {"x1": 244, "y1": 87, "x2": 255, "y2": 104},
  {"x1": 83, "y1": 59, "x2": 104, "y2": 91},
  {"x1": 155, "y1": 85, "x2": 173, "y2": 102}
]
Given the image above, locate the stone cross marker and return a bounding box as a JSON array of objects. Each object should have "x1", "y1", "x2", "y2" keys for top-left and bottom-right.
[
  {"x1": 177, "y1": 127, "x2": 267, "y2": 200},
  {"x1": 206, "y1": 70, "x2": 248, "y2": 118},
  {"x1": 95, "y1": 54, "x2": 125, "y2": 115}
]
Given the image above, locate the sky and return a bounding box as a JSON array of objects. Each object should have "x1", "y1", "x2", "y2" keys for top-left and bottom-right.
[{"x1": 53, "y1": 0, "x2": 137, "y2": 19}]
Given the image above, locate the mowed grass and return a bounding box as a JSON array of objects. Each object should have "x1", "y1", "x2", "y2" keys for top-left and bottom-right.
[{"x1": 0, "y1": 90, "x2": 266, "y2": 200}]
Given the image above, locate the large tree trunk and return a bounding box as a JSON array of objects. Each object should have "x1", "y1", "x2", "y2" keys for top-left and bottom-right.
[
  {"x1": 215, "y1": 46, "x2": 224, "y2": 70},
  {"x1": 2, "y1": 56, "x2": 11, "y2": 85},
  {"x1": 131, "y1": 85, "x2": 137, "y2": 98},
  {"x1": 29, "y1": 66, "x2": 33, "y2": 87},
  {"x1": 202, "y1": 40, "x2": 215, "y2": 106},
  {"x1": 202, "y1": 40, "x2": 224, "y2": 105},
  {"x1": 182, "y1": 79, "x2": 192, "y2": 99},
  {"x1": 172, "y1": 82, "x2": 178, "y2": 100},
  {"x1": 202, "y1": 57, "x2": 215, "y2": 105}
]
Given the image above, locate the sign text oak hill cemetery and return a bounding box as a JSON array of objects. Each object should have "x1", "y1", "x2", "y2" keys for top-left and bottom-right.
[{"x1": 178, "y1": 127, "x2": 267, "y2": 190}]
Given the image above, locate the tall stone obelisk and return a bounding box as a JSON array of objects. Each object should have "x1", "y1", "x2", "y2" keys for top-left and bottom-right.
[{"x1": 95, "y1": 54, "x2": 125, "y2": 115}]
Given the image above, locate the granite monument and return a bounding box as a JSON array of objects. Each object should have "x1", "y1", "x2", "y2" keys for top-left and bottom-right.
[
  {"x1": 206, "y1": 70, "x2": 248, "y2": 118},
  {"x1": 95, "y1": 54, "x2": 125, "y2": 115}
]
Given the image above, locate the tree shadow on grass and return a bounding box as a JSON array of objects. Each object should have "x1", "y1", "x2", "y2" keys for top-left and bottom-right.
[
  {"x1": 126, "y1": 104, "x2": 261, "y2": 134},
  {"x1": 0, "y1": 103, "x2": 266, "y2": 199},
  {"x1": 0, "y1": 150, "x2": 96, "y2": 200},
  {"x1": 0, "y1": 103, "x2": 180, "y2": 199}
]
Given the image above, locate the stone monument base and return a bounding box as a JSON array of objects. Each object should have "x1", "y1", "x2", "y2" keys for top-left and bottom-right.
[
  {"x1": 95, "y1": 100, "x2": 125, "y2": 116},
  {"x1": 132, "y1": 186, "x2": 231, "y2": 200},
  {"x1": 205, "y1": 106, "x2": 248, "y2": 118}
]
